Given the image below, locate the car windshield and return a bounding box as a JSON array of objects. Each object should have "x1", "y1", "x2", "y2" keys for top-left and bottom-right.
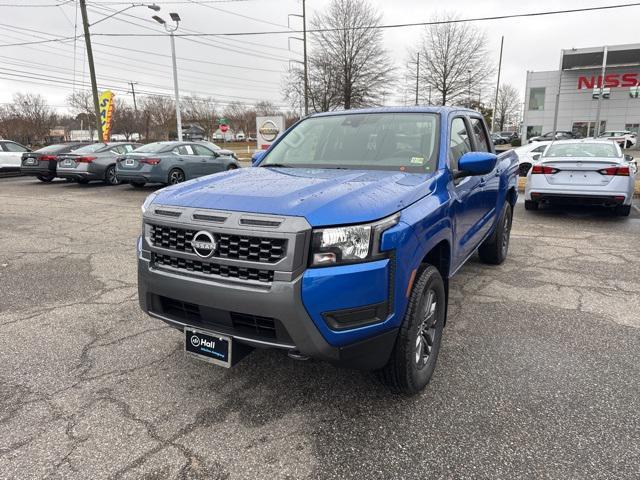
[
  {"x1": 543, "y1": 143, "x2": 619, "y2": 158},
  {"x1": 261, "y1": 113, "x2": 439, "y2": 173},
  {"x1": 72, "y1": 143, "x2": 108, "y2": 153},
  {"x1": 133, "y1": 142, "x2": 172, "y2": 153}
]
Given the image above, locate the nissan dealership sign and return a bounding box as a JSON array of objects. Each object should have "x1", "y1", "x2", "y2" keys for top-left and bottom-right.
[
  {"x1": 577, "y1": 72, "x2": 639, "y2": 89},
  {"x1": 256, "y1": 116, "x2": 284, "y2": 150}
]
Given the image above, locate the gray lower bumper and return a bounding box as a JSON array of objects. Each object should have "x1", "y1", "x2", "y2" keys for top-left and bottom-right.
[{"x1": 138, "y1": 257, "x2": 397, "y2": 370}]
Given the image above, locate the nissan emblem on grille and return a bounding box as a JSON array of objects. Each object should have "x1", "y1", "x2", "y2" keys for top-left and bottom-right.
[{"x1": 191, "y1": 231, "x2": 217, "y2": 258}]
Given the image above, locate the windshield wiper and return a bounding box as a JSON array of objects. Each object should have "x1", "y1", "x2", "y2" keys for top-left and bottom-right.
[{"x1": 262, "y1": 163, "x2": 294, "y2": 168}]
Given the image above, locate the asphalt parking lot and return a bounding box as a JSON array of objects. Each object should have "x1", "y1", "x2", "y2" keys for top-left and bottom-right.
[{"x1": 1, "y1": 176, "x2": 639, "y2": 479}]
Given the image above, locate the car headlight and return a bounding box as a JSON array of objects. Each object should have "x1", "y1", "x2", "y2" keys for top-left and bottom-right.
[
  {"x1": 310, "y1": 214, "x2": 400, "y2": 267},
  {"x1": 141, "y1": 191, "x2": 159, "y2": 214}
]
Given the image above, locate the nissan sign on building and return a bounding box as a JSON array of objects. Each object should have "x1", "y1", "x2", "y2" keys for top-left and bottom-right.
[
  {"x1": 256, "y1": 116, "x2": 284, "y2": 150},
  {"x1": 522, "y1": 43, "x2": 640, "y2": 142}
]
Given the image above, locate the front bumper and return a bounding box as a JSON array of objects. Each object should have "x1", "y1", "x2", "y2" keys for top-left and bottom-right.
[{"x1": 138, "y1": 242, "x2": 398, "y2": 370}]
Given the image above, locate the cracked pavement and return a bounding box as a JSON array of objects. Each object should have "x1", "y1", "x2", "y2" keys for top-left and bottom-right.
[{"x1": 1, "y1": 176, "x2": 639, "y2": 479}]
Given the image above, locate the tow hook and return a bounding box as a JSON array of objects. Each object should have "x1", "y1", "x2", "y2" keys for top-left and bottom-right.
[{"x1": 287, "y1": 350, "x2": 310, "y2": 361}]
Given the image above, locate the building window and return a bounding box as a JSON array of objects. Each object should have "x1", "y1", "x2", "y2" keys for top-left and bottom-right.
[
  {"x1": 626, "y1": 123, "x2": 640, "y2": 136},
  {"x1": 526, "y1": 125, "x2": 542, "y2": 139},
  {"x1": 528, "y1": 87, "x2": 546, "y2": 111}
]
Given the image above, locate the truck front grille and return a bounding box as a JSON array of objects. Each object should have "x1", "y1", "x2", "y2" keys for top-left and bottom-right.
[
  {"x1": 153, "y1": 253, "x2": 274, "y2": 283},
  {"x1": 149, "y1": 224, "x2": 286, "y2": 263}
]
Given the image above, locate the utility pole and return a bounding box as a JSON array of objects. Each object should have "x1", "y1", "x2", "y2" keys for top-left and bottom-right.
[
  {"x1": 490, "y1": 36, "x2": 504, "y2": 133},
  {"x1": 302, "y1": 0, "x2": 309, "y2": 116},
  {"x1": 594, "y1": 46, "x2": 608, "y2": 137},
  {"x1": 415, "y1": 52, "x2": 420, "y2": 106},
  {"x1": 129, "y1": 81, "x2": 138, "y2": 111},
  {"x1": 79, "y1": 0, "x2": 102, "y2": 141},
  {"x1": 467, "y1": 69, "x2": 472, "y2": 108}
]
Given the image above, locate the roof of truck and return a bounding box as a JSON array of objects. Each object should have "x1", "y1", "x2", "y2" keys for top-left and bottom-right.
[{"x1": 310, "y1": 106, "x2": 477, "y2": 117}]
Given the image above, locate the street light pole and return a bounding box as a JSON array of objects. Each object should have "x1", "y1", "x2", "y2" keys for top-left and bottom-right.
[
  {"x1": 415, "y1": 52, "x2": 420, "y2": 106},
  {"x1": 154, "y1": 13, "x2": 183, "y2": 141}
]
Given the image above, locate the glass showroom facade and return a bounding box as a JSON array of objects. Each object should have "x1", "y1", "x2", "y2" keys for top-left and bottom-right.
[{"x1": 522, "y1": 43, "x2": 640, "y2": 143}]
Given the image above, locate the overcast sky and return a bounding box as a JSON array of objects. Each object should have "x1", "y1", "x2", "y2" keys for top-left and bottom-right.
[{"x1": 1, "y1": 0, "x2": 639, "y2": 115}]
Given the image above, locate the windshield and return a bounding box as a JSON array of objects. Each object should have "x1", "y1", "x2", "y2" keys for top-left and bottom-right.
[
  {"x1": 73, "y1": 143, "x2": 108, "y2": 153},
  {"x1": 261, "y1": 113, "x2": 439, "y2": 173},
  {"x1": 133, "y1": 142, "x2": 172, "y2": 153},
  {"x1": 543, "y1": 143, "x2": 619, "y2": 158}
]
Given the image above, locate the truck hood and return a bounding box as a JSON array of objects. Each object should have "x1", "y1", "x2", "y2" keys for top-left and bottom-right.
[{"x1": 153, "y1": 167, "x2": 436, "y2": 226}]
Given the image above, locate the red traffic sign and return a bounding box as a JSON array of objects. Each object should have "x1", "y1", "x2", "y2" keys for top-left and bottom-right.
[{"x1": 220, "y1": 124, "x2": 229, "y2": 133}]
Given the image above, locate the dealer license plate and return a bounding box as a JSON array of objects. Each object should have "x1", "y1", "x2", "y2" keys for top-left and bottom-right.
[
  {"x1": 185, "y1": 327, "x2": 231, "y2": 368},
  {"x1": 125, "y1": 159, "x2": 135, "y2": 166},
  {"x1": 25, "y1": 158, "x2": 36, "y2": 165}
]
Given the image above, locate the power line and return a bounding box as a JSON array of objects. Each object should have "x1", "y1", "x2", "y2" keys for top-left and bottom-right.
[{"x1": 88, "y1": 2, "x2": 640, "y2": 37}]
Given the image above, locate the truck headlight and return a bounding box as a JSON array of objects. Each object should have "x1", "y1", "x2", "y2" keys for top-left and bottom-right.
[
  {"x1": 141, "y1": 191, "x2": 159, "y2": 214},
  {"x1": 310, "y1": 214, "x2": 400, "y2": 267}
]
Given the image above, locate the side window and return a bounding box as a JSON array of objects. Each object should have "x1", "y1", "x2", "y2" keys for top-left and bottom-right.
[
  {"x1": 174, "y1": 145, "x2": 192, "y2": 155},
  {"x1": 184, "y1": 145, "x2": 195, "y2": 155},
  {"x1": 124, "y1": 144, "x2": 135, "y2": 152},
  {"x1": 110, "y1": 146, "x2": 125, "y2": 154},
  {"x1": 4, "y1": 142, "x2": 27, "y2": 152},
  {"x1": 193, "y1": 145, "x2": 214, "y2": 156},
  {"x1": 449, "y1": 117, "x2": 472, "y2": 171},
  {"x1": 469, "y1": 117, "x2": 491, "y2": 152}
]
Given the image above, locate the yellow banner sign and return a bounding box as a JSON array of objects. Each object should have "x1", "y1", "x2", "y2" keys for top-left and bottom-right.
[{"x1": 99, "y1": 91, "x2": 115, "y2": 142}]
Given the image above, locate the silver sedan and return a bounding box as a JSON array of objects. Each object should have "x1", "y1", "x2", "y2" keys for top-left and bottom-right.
[{"x1": 524, "y1": 139, "x2": 636, "y2": 216}]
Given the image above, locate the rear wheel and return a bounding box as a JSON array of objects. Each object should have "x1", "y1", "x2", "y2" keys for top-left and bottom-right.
[
  {"x1": 37, "y1": 174, "x2": 54, "y2": 183},
  {"x1": 524, "y1": 200, "x2": 539, "y2": 211},
  {"x1": 226, "y1": 164, "x2": 238, "y2": 171},
  {"x1": 104, "y1": 165, "x2": 120, "y2": 185},
  {"x1": 616, "y1": 204, "x2": 631, "y2": 217},
  {"x1": 130, "y1": 181, "x2": 146, "y2": 188},
  {"x1": 168, "y1": 168, "x2": 185, "y2": 185},
  {"x1": 518, "y1": 163, "x2": 532, "y2": 177},
  {"x1": 478, "y1": 202, "x2": 512, "y2": 265}
]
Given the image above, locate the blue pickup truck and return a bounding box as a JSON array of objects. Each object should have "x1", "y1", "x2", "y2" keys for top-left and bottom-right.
[{"x1": 137, "y1": 107, "x2": 518, "y2": 394}]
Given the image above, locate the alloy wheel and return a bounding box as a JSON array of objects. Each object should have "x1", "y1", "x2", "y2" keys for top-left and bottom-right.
[
  {"x1": 415, "y1": 289, "x2": 438, "y2": 368},
  {"x1": 169, "y1": 170, "x2": 185, "y2": 185}
]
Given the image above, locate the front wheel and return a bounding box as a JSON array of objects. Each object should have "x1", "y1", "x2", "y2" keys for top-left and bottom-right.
[
  {"x1": 377, "y1": 265, "x2": 446, "y2": 395},
  {"x1": 104, "y1": 165, "x2": 120, "y2": 185},
  {"x1": 478, "y1": 202, "x2": 513, "y2": 265},
  {"x1": 168, "y1": 168, "x2": 185, "y2": 185},
  {"x1": 226, "y1": 164, "x2": 238, "y2": 171}
]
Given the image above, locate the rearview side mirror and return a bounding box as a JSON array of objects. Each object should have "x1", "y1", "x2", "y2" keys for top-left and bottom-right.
[
  {"x1": 454, "y1": 152, "x2": 497, "y2": 179},
  {"x1": 251, "y1": 150, "x2": 266, "y2": 166},
  {"x1": 624, "y1": 154, "x2": 634, "y2": 162}
]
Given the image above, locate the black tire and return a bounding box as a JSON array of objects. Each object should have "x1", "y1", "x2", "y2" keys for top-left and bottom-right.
[
  {"x1": 518, "y1": 163, "x2": 532, "y2": 177},
  {"x1": 524, "y1": 200, "x2": 539, "y2": 211},
  {"x1": 168, "y1": 168, "x2": 185, "y2": 185},
  {"x1": 377, "y1": 265, "x2": 446, "y2": 395},
  {"x1": 130, "y1": 181, "x2": 146, "y2": 188},
  {"x1": 478, "y1": 202, "x2": 513, "y2": 265},
  {"x1": 77, "y1": 178, "x2": 89, "y2": 184},
  {"x1": 226, "y1": 164, "x2": 238, "y2": 171},
  {"x1": 104, "y1": 165, "x2": 120, "y2": 185},
  {"x1": 616, "y1": 204, "x2": 631, "y2": 217},
  {"x1": 37, "y1": 174, "x2": 54, "y2": 183}
]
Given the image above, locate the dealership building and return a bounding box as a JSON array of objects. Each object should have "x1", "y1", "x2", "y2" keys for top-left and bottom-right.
[{"x1": 522, "y1": 43, "x2": 640, "y2": 142}]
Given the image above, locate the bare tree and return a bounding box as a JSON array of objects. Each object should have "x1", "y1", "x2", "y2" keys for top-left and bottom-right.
[
  {"x1": 283, "y1": 52, "x2": 342, "y2": 113},
  {"x1": 111, "y1": 99, "x2": 138, "y2": 140},
  {"x1": 67, "y1": 90, "x2": 96, "y2": 135},
  {"x1": 284, "y1": 0, "x2": 393, "y2": 112},
  {"x1": 223, "y1": 102, "x2": 254, "y2": 136},
  {"x1": 182, "y1": 95, "x2": 217, "y2": 139},
  {"x1": 139, "y1": 95, "x2": 175, "y2": 140},
  {"x1": 493, "y1": 84, "x2": 520, "y2": 131},
  {"x1": 411, "y1": 12, "x2": 491, "y2": 106},
  {"x1": 5, "y1": 93, "x2": 55, "y2": 145}
]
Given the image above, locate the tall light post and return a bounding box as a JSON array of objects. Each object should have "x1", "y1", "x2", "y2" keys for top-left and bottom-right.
[{"x1": 153, "y1": 12, "x2": 183, "y2": 141}]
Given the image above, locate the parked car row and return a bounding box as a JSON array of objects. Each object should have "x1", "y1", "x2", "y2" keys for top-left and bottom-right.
[{"x1": 14, "y1": 140, "x2": 240, "y2": 186}]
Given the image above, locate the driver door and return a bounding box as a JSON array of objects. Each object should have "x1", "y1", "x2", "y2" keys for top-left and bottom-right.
[
  {"x1": 448, "y1": 116, "x2": 486, "y2": 267},
  {"x1": 192, "y1": 144, "x2": 225, "y2": 175}
]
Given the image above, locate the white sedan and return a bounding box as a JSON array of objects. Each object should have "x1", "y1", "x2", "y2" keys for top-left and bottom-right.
[
  {"x1": 512, "y1": 141, "x2": 551, "y2": 176},
  {"x1": 525, "y1": 140, "x2": 636, "y2": 216},
  {"x1": 0, "y1": 140, "x2": 30, "y2": 171},
  {"x1": 598, "y1": 131, "x2": 637, "y2": 149}
]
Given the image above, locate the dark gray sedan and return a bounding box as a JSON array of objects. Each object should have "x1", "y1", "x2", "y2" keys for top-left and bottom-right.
[
  {"x1": 57, "y1": 142, "x2": 141, "y2": 185},
  {"x1": 115, "y1": 141, "x2": 239, "y2": 187}
]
